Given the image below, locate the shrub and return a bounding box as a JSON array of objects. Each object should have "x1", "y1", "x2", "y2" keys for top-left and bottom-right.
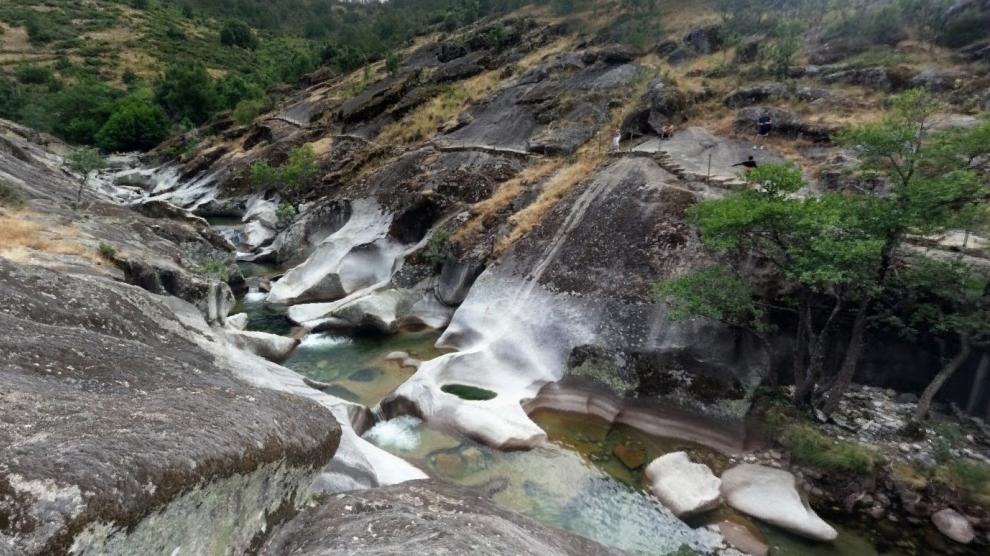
[
  {"x1": 423, "y1": 228, "x2": 452, "y2": 266},
  {"x1": 220, "y1": 20, "x2": 258, "y2": 50},
  {"x1": 781, "y1": 423, "x2": 880, "y2": 474},
  {"x1": 15, "y1": 65, "x2": 54, "y2": 85},
  {"x1": 216, "y1": 73, "x2": 264, "y2": 110},
  {"x1": 66, "y1": 147, "x2": 106, "y2": 176},
  {"x1": 0, "y1": 180, "x2": 26, "y2": 209},
  {"x1": 96, "y1": 92, "x2": 170, "y2": 152},
  {"x1": 232, "y1": 98, "x2": 265, "y2": 126},
  {"x1": 275, "y1": 202, "x2": 296, "y2": 229},
  {"x1": 97, "y1": 242, "x2": 117, "y2": 260},
  {"x1": 937, "y1": 10, "x2": 988, "y2": 48},
  {"x1": 249, "y1": 144, "x2": 318, "y2": 191},
  {"x1": 44, "y1": 80, "x2": 121, "y2": 145},
  {"x1": 154, "y1": 61, "x2": 219, "y2": 125}
]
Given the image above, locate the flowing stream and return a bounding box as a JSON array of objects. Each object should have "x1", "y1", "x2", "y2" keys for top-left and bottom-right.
[{"x1": 228, "y1": 283, "x2": 902, "y2": 556}]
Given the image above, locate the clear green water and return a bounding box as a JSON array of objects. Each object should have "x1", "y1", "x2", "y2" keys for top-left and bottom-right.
[
  {"x1": 281, "y1": 330, "x2": 444, "y2": 407},
  {"x1": 232, "y1": 296, "x2": 295, "y2": 336},
  {"x1": 362, "y1": 415, "x2": 722, "y2": 555},
  {"x1": 233, "y1": 289, "x2": 901, "y2": 555}
]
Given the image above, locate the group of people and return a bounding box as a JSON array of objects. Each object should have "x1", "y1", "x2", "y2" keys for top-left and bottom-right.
[{"x1": 611, "y1": 123, "x2": 677, "y2": 150}]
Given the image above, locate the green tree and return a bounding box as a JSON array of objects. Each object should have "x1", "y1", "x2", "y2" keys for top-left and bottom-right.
[
  {"x1": 65, "y1": 147, "x2": 106, "y2": 207},
  {"x1": 216, "y1": 73, "x2": 264, "y2": 110},
  {"x1": 250, "y1": 144, "x2": 319, "y2": 195},
  {"x1": 386, "y1": 51, "x2": 400, "y2": 77},
  {"x1": 681, "y1": 163, "x2": 884, "y2": 408},
  {"x1": 96, "y1": 92, "x2": 170, "y2": 152},
  {"x1": 881, "y1": 258, "x2": 990, "y2": 429},
  {"x1": 154, "y1": 62, "x2": 219, "y2": 125},
  {"x1": 219, "y1": 20, "x2": 258, "y2": 49},
  {"x1": 819, "y1": 91, "x2": 990, "y2": 415},
  {"x1": 45, "y1": 81, "x2": 120, "y2": 145}
]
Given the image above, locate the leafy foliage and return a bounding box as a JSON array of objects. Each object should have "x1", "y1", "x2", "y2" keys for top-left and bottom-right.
[
  {"x1": 423, "y1": 228, "x2": 452, "y2": 266},
  {"x1": 220, "y1": 20, "x2": 258, "y2": 50},
  {"x1": 95, "y1": 91, "x2": 170, "y2": 152},
  {"x1": 154, "y1": 62, "x2": 219, "y2": 126},
  {"x1": 66, "y1": 147, "x2": 106, "y2": 176},
  {"x1": 250, "y1": 144, "x2": 319, "y2": 192},
  {"x1": 654, "y1": 266, "x2": 769, "y2": 334}
]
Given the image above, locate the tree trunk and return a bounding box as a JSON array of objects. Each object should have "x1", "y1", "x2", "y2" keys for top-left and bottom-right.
[
  {"x1": 965, "y1": 353, "x2": 989, "y2": 415},
  {"x1": 791, "y1": 300, "x2": 811, "y2": 406},
  {"x1": 913, "y1": 339, "x2": 972, "y2": 424},
  {"x1": 819, "y1": 297, "x2": 871, "y2": 416}
]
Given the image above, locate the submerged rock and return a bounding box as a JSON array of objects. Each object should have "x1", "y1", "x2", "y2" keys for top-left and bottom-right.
[
  {"x1": 721, "y1": 464, "x2": 838, "y2": 542},
  {"x1": 259, "y1": 481, "x2": 622, "y2": 555},
  {"x1": 645, "y1": 451, "x2": 722, "y2": 518}
]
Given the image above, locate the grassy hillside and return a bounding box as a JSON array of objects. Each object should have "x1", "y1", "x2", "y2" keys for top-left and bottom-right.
[
  {"x1": 0, "y1": 0, "x2": 987, "y2": 154},
  {"x1": 0, "y1": 0, "x2": 527, "y2": 152}
]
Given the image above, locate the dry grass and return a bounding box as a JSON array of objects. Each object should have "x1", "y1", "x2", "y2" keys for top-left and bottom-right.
[
  {"x1": 491, "y1": 69, "x2": 655, "y2": 255},
  {"x1": 377, "y1": 38, "x2": 573, "y2": 147},
  {"x1": 452, "y1": 160, "x2": 562, "y2": 245},
  {"x1": 377, "y1": 70, "x2": 502, "y2": 146},
  {"x1": 0, "y1": 214, "x2": 95, "y2": 264}
]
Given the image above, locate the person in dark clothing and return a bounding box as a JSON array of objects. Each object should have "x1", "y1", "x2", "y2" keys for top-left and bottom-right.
[
  {"x1": 732, "y1": 156, "x2": 758, "y2": 173},
  {"x1": 757, "y1": 115, "x2": 772, "y2": 137}
]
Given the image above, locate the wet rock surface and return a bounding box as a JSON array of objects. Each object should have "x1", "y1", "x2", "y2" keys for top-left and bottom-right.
[{"x1": 259, "y1": 481, "x2": 622, "y2": 555}]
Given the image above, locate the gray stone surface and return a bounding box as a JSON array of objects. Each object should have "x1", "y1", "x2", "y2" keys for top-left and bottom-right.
[
  {"x1": 0, "y1": 260, "x2": 339, "y2": 554},
  {"x1": 932, "y1": 508, "x2": 976, "y2": 544},
  {"x1": 259, "y1": 481, "x2": 622, "y2": 555},
  {"x1": 721, "y1": 464, "x2": 838, "y2": 542}
]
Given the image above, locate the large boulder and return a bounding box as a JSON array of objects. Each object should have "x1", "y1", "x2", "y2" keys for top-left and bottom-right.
[
  {"x1": 683, "y1": 24, "x2": 724, "y2": 54},
  {"x1": 0, "y1": 260, "x2": 340, "y2": 554},
  {"x1": 822, "y1": 66, "x2": 910, "y2": 92},
  {"x1": 932, "y1": 508, "x2": 976, "y2": 544},
  {"x1": 720, "y1": 464, "x2": 838, "y2": 542},
  {"x1": 724, "y1": 83, "x2": 791, "y2": 108},
  {"x1": 259, "y1": 481, "x2": 622, "y2": 555},
  {"x1": 734, "y1": 106, "x2": 834, "y2": 142},
  {"x1": 644, "y1": 452, "x2": 722, "y2": 517}
]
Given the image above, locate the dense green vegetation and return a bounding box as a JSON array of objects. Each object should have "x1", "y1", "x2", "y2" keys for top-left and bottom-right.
[
  {"x1": 0, "y1": 0, "x2": 528, "y2": 152},
  {"x1": 656, "y1": 91, "x2": 990, "y2": 422}
]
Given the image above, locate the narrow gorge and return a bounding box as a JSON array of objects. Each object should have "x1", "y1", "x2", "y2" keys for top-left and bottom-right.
[{"x1": 3, "y1": 1, "x2": 990, "y2": 555}]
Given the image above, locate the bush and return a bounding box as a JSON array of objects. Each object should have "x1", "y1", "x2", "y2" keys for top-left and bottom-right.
[
  {"x1": 938, "y1": 459, "x2": 990, "y2": 508},
  {"x1": 937, "y1": 10, "x2": 988, "y2": 48},
  {"x1": 220, "y1": 20, "x2": 258, "y2": 49},
  {"x1": 66, "y1": 147, "x2": 106, "y2": 176},
  {"x1": 216, "y1": 73, "x2": 263, "y2": 110},
  {"x1": 154, "y1": 61, "x2": 219, "y2": 125},
  {"x1": 44, "y1": 80, "x2": 121, "y2": 145},
  {"x1": 781, "y1": 423, "x2": 880, "y2": 474},
  {"x1": 423, "y1": 228, "x2": 452, "y2": 266},
  {"x1": 0, "y1": 180, "x2": 26, "y2": 209},
  {"x1": 97, "y1": 242, "x2": 117, "y2": 260},
  {"x1": 275, "y1": 202, "x2": 296, "y2": 229},
  {"x1": 15, "y1": 65, "x2": 54, "y2": 85},
  {"x1": 95, "y1": 92, "x2": 170, "y2": 152},
  {"x1": 232, "y1": 98, "x2": 265, "y2": 126},
  {"x1": 249, "y1": 144, "x2": 318, "y2": 191}
]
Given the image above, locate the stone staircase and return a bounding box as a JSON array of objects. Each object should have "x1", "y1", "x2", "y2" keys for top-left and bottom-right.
[{"x1": 615, "y1": 148, "x2": 748, "y2": 189}]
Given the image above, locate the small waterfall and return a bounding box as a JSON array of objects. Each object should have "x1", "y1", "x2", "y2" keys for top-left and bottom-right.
[{"x1": 370, "y1": 404, "x2": 386, "y2": 423}]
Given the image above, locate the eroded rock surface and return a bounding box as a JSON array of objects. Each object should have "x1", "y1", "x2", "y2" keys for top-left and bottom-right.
[
  {"x1": 721, "y1": 464, "x2": 838, "y2": 542},
  {"x1": 259, "y1": 481, "x2": 622, "y2": 555},
  {"x1": 0, "y1": 261, "x2": 340, "y2": 554}
]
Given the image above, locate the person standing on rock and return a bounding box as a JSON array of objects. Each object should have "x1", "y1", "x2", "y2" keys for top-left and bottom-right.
[
  {"x1": 755, "y1": 115, "x2": 772, "y2": 150},
  {"x1": 612, "y1": 128, "x2": 622, "y2": 151},
  {"x1": 733, "y1": 156, "x2": 758, "y2": 179}
]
